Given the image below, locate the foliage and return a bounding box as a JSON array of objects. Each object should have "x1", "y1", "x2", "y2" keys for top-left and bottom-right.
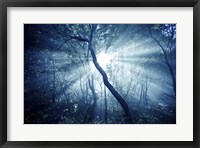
[{"x1": 24, "y1": 24, "x2": 176, "y2": 124}]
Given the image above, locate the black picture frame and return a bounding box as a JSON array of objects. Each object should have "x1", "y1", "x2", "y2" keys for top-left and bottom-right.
[{"x1": 0, "y1": 0, "x2": 199, "y2": 147}]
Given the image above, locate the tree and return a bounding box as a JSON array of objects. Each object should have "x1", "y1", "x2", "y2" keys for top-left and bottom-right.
[
  {"x1": 145, "y1": 24, "x2": 176, "y2": 96},
  {"x1": 24, "y1": 24, "x2": 176, "y2": 124},
  {"x1": 48, "y1": 24, "x2": 132, "y2": 123}
]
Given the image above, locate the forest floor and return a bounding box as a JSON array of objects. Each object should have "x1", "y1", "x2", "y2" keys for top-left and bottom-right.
[{"x1": 24, "y1": 100, "x2": 176, "y2": 124}]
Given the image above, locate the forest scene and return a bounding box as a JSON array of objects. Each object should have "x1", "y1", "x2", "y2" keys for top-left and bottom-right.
[{"x1": 24, "y1": 24, "x2": 176, "y2": 124}]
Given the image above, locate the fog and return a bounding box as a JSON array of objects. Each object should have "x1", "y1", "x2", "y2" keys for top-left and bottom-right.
[{"x1": 24, "y1": 24, "x2": 176, "y2": 124}]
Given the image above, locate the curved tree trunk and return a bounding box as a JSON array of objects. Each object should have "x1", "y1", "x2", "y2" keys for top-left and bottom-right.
[
  {"x1": 61, "y1": 25, "x2": 133, "y2": 123},
  {"x1": 88, "y1": 44, "x2": 133, "y2": 123}
]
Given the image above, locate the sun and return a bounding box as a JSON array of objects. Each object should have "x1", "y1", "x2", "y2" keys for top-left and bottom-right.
[{"x1": 98, "y1": 52, "x2": 111, "y2": 68}]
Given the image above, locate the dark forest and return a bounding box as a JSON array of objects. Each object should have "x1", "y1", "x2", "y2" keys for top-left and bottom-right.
[{"x1": 24, "y1": 24, "x2": 176, "y2": 124}]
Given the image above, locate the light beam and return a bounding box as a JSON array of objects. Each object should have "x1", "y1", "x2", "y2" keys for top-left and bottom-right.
[{"x1": 98, "y1": 52, "x2": 111, "y2": 68}]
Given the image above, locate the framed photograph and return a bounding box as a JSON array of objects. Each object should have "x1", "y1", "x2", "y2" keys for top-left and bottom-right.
[{"x1": 0, "y1": 0, "x2": 199, "y2": 147}]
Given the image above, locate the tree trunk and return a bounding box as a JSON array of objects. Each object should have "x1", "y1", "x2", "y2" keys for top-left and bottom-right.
[
  {"x1": 166, "y1": 62, "x2": 176, "y2": 95},
  {"x1": 144, "y1": 81, "x2": 148, "y2": 106},
  {"x1": 138, "y1": 85, "x2": 143, "y2": 107},
  {"x1": 104, "y1": 85, "x2": 108, "y2": 123},
  {"x1": 63, "y1": 25, "x2": 133, "y2": 123},
  {"x1": 88, "y1": 74, "x2": 97, "y2": 122},
  {"x1": 161, "y1": 49, "x2": 176, "y2": 95},
  {"x1": 88, "y1": 43, "x2": 133, "y2": 123}
]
